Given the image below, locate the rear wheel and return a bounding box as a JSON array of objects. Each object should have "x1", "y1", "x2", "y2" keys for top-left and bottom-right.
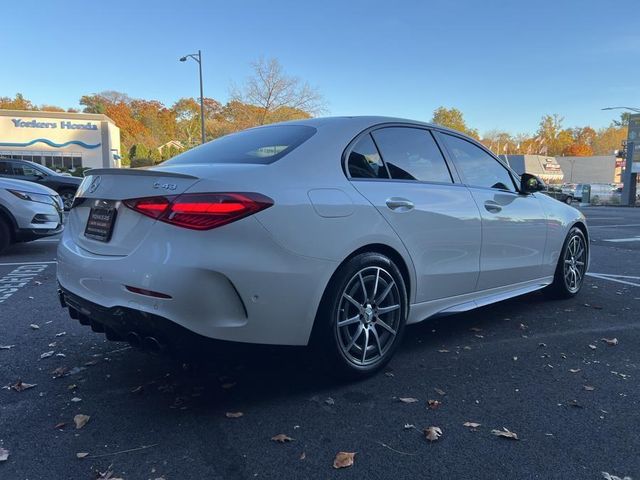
[
  {"x1": 0, "y1": 217, "x2": 12, "y2": 254},
  {"x1": 314, "y1": 252, "x2": 408, "y2": 378},
  {"x1": 546, "y1": 227, "x2": 587, "y2": 298}
]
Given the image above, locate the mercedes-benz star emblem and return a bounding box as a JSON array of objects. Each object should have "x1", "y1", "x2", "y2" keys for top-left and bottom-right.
[{"x1": 88, "y1": 175, "x2": 102, "y2": 194}]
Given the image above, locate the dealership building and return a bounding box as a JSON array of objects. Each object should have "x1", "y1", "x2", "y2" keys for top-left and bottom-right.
[{"x1": 0, "y1": 109, "x2": 121, "y2": 170}]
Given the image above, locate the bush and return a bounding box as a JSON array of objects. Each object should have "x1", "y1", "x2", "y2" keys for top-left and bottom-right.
[{"x1": 130, "y1": 157, "x2": 154, "y2": 168}]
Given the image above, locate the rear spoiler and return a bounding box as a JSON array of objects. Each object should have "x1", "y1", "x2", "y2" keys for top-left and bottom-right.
[{"x1": 83, "y1": 168, "x2": 198, "y2": 179}]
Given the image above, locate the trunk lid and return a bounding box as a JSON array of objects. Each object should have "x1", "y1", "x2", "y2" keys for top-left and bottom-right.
[{"x1": 69, "y1": 168, "x2": 200, "y2": 256}]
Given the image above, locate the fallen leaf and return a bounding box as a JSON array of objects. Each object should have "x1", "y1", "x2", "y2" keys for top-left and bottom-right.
[
  {"x1": 569, "y1": 368, "x2": 581, "y2": 373},
  {"x1": 131, "y1": 386, "x2": 143, "y2": 394},
  {"x1": 470, "y1": 327, "x2": 482, "y2": 332},
  {"x1": 434, "y1": 388, "x2": 446, "y2": 396},
  {"x1": 601, "y1": 338, "x2": 618, "y2": 346},
  {"x1": 74, "y1": 414, "x2": 90, "y2": 429},
  {"x1": 424, "y1": 426, "x2": 443, "y2": 442},
  {"x1": 11, "y1": 380, "x2": 36, "y2": 392},
  {"x1": 53, "y1": 422, "x2": 66, "y2": 430},
  {"x1": 567, "y1": 399, "x2": 583, "y2": 408},
  {"x1": 271, "y1": 434, "x2": 294, "y2": 443},
  {"x1": 225, "y1": 412, "x2": 243, "y2": 418},
  {"x1": 30, "y1": 324, "x2": 40, "y2": 330},
  {"x1": 76, "y1": 452, "x2": 89, "y2": 459},
  {"x1": 474, "y1": 334, "x2": 484, "y2": 339},
  {"x1": 588, "y1": 344, "x2": 597, "y2": 350},
  {"x1": 463, "y1": 422, "x2": 481, "y2": 430},
  {"x1": 333, "y1": 451, "x2": 355, "y2": 469},
  {"x1": 55, "y1": 332, "x2": 66, "y2": 337},
  {"x1": 427, "y1": 399, "x2": 441, "y2": 410},
  {"x1": 437, "y1": 349, "x2": 449, "y2": 353},
  {"x1": 299, "y1": 452, "x2": 306, "y2": 460},
  {"x1": 40, "y1": 350, "x2": 55, "y2": 359},
  {"x1": 71, "y1": 397, "x2": 82, "y2": 403},
  {"x1": 384, "y1": 371, "x2": 394, "y2": 377},
  {"x1": 584, "y1": 385, "x2": 595, "y2": 391},
  {"x1": 519, "y1": 323, "x2": 528, "y2": 330},
  {"x1": 399, "y1": 397, "x2": 419, "y2": 403},
  {"x1": 0, "y1": 345, "x2": 14, "y2": 350},
  {"x1": 84, "y1": 360, "x2": 99, "y2": 366},
  {"x1": 491, "y1": 427, "x2": 518, "y2": 440},
  {"x1": 0, "y1": 447, "x2": 8, "y2": 462},
  {"x1": 513, "y1": 356, "x2": 518, "y2": 361},
  {"x1": 324, "y1": 397, "x2": 335, "y2": 406},
  {"x1": 404, "y1": 423, "x2": 415, "y2": 429}
]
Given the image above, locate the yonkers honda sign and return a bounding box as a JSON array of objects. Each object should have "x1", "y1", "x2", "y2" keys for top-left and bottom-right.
[{"x1": 11, "y1": 118, "x2": 98, "y2": 130}]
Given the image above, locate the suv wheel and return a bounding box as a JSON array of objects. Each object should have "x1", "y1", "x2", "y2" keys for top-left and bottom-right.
[
  {"x1": 59, "y1": 189, "x2": 76, "y2": 211},
  {"x1": 0, "y1": 217, "x2": 12, "y2": 254}
]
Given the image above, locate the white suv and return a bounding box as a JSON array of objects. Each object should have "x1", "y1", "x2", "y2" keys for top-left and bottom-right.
[{"x1": 0, "y1": 177, "x2": 64, "y2": 253}]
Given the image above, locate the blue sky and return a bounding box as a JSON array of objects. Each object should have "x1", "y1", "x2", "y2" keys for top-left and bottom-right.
[{"x1": 1, "y1": 0, "x2": 638, "y2": 135}]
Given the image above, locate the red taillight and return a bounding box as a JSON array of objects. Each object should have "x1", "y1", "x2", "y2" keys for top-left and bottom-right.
[{"x1": 123, "y1": 192, "x2": 273, "y2": 230}]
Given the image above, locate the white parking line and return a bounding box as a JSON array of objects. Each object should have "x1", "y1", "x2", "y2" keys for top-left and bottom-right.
[
  {"x1": 603, "y1": 237, "x2": 640, "y2": 243},
  {"x1": 0, "y1": 263, "x2": 50, "y2": 303},
  {"x1": 587, "y1": 272, "x2": 640, "y2": 287},
  {"x1": 0, "y1": 261, "x2": 57, "y2": 267}
]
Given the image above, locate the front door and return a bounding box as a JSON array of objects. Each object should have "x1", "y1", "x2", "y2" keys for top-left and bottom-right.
[{"x1": 438, "y1": 132, "x2": 547, "y2": 290}]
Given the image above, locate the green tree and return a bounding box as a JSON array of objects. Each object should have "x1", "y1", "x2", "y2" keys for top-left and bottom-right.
[{"x1": 431, "y1": 107, "x2": 478, "y2": 138}]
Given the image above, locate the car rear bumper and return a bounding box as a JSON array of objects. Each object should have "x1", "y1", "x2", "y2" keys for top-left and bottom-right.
[{"x1": 56, "y1": 217, "x2": 338, "y2": 346}]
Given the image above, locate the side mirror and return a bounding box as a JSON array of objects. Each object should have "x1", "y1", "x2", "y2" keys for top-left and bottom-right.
[{"x1": 520, "y1": 173, "x2": 545, "y2": 194}]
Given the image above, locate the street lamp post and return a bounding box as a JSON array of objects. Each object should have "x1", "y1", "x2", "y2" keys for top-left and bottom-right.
[
  {"x1": 602, "y1": 106, "x2": 640, "y2": 206},
  {"x1": 179, "y1": 50, "x2": 206, "y2": 144}
]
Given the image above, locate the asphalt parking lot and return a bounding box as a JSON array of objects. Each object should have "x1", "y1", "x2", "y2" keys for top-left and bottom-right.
[{"x1": 1, "y1": 206, "x2": 639, "y2": 480}]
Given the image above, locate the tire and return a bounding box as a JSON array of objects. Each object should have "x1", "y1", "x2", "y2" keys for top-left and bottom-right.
[
  {"x1": 545, "y1": 226, "x2": 587, "y2": 299},
  {"x1": 313, "y1": 252, "x2": 408, "y2": 378},
  {"x1": 59, "y1": 189, "x2": 76, "y2": 211},
  {"x1": 0, "y1": 217, "x2": 12, "y2": 254}
]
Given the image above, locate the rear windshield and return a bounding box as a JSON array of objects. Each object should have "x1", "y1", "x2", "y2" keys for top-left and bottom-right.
[{"x1": 163, "y1": 125, "x2": 316, "y2": 165}]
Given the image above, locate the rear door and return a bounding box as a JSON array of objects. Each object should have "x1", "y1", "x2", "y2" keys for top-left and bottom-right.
[
  {"x1": 437, "y1": 132, "x2": 547, "y2": 290},
  {"x1": 346, "y1": 126, "x2": 482, "y2": 303}
]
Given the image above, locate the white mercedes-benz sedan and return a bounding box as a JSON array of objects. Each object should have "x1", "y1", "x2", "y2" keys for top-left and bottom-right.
[{"x1": 57, "y1": 117, "x2": 588, "y2": 377}]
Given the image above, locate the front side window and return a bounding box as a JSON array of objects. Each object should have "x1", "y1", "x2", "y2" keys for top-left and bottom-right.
[
  {"x1": 371, "y1": 127, "x2": 452, "y2": 183},
  {"x1": 13, "y1": 163, "x2": 45, "y2": 177},
  {"x1": 164, "y1": 125, "x2": 316, "y2": 166},
  {"x1": 347, "y1": 134, "x2": 389, "y2": 179},
  {"x1": 441, "y1": 134, "x2": 516, "y2": 191}
]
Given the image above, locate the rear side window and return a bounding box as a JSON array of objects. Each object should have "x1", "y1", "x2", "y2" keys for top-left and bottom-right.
[
  {"x1": 0, "y1": 161, "x2": 11, "y2": 175},
  {"x1": 164, "y1": 125, "x2": 316, "y2": 165},
  {"x1": 371, "y1": 127, "x2": 452, "y2": 183},
  {"x1": 347, "y1": 134, "x2": 389, "y2": 179}
]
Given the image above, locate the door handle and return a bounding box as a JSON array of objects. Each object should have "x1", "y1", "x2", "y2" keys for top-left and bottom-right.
[
  {"x1": 484, "y1": 200, "x2": 502, "y2": 213},
  {"x1": 386, "y1": 197, "x2": 414, "y2": 212}
]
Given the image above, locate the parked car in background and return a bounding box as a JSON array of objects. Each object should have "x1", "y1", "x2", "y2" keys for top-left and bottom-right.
[
  {"x1": 0, "y1": 177, "x2": 63, "y2": 253},
  {"x1": 574, "y1": 183, "x2": 619, "y2": 203},
  {"x1": 542, "y1": 184, "x2": 573, "y2": 204},
  {"x1": 0, "y1": 158, "x2": 82, "y2": 210},
  {"x1": 57, "y1": 116, "x2": 589, "y2": 378}
]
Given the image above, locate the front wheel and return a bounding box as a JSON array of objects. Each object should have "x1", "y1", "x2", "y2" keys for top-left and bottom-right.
[
  {"x1": 313, "y1": 252, "x2": 408, "y2": 378},
  {"x1": 59, "y1": 189, "x2": 76, "y2": 211},
  {"x1": 0, "y1": 217, "x2": 12, "y2": 254},
  {"x1": 546, "y1": 226, "x2": 587, "y2": 299}
]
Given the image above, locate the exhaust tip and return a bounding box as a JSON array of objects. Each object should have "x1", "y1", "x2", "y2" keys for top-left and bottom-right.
[
  {"x1": 126, "y1": 331, "x2": 143, "y2": 349},
  {"x1": 143, "y1": 336, "x2": 165, "y2": 354}
]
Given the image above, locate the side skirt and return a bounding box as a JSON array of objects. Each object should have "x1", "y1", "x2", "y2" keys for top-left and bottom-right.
[{"x1": 406, "y1": 276, "x2": 554, "y2": 325}]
